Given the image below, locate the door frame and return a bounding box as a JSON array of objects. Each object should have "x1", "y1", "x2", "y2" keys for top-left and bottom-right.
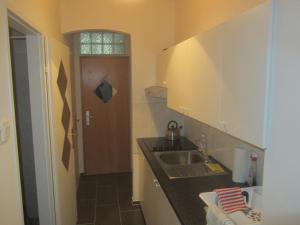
[
  {"x1": 72, "y1": 33, "x2": 85, "y2": 174},
  {"x1": 7, "y1": 11, "x2": 56, "y2": 225},
  {"x1": 72, "y1": 32, "x2": 132, "y2": 175}
]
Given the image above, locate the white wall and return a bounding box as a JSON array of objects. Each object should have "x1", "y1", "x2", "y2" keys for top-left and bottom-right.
[
  {"x1": 185, "y1": 117, "x2": 265, "y2": 185},
  {"x1": 6, "y1": 0, "x2": 63, "y2": 41},
  {"x1": 262, "y1": 1, "x2": 300, "y2": 224}
]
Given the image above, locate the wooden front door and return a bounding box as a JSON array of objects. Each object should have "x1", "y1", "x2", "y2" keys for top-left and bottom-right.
[{"x1": 81, "y1": 56, "x2": 130, "y2": 175}]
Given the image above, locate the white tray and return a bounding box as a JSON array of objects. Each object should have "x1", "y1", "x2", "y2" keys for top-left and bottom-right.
[{"x1": 199, "y1": 186, "x2": 262, "y2": 210}]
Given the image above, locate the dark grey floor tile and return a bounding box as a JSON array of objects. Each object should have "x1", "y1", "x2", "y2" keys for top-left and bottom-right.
[
  {"x1": 116, "y1": 173, "x2": 132, "y2": 190},
  {"x1": 121, "y1": 210, "x2": 146, "y2": 225},
  {"x1": 98, "y1": 174, "x2": 117, "y2": 187},
  {"x1": 95, "y1": 205, "x2": 121, "y2": 225},
  {"x1": 77, "y1": 199, "x2": 95, "y2": 224},
  {"x1": 78, "y1": 181, "x2": 97, "y2": 200},
  {"x1": 80, "y1": 174, "x2": 98, "y2": 183},
  {"x1": 78, "y1": 191, "x2": 97, "y2": 200},
  {"x1": 118, "y1": 189, "x2": 140, "y2": 211},
  {"x1": 77, "y1": 173, "x2": 141, "y2": 225},
  {"x1": 97, "y1": 186, "x2": 118, "y2": 205}
]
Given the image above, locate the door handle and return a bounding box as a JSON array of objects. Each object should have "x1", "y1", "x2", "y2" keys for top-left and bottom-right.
[{"x1": 85, "y1": 111, "x2": 93, "y2": 126}]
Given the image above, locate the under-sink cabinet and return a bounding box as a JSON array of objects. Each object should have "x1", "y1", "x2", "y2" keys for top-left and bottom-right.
[
  {"x1": 159, "y1": 3, "x2": 271, "y2": 148},
  {"x1": 140, "y1": 153, "x2": 181, "y2": 225}
]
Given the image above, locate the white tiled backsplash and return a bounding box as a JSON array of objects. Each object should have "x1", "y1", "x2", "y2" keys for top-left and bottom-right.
[
  {"x1": 140, "y1": 99, "x2": 264, "y2": 185},
  {"x1": 184, "y1": 117, "x2": 264, "y2": 185}
]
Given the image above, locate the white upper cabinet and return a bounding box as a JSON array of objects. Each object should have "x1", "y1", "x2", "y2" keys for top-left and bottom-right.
[
  {"x1": 167, "y1": 27, "x2": 223, "y2": 128},
  {"x1": 157, "y1": 50, "x2": 172, "y2": 88},
  {"x1": 220, "y1": 3, "x2": 270, "y2": 148},
  {"x1": 160, "y1": 2, "x2": 271, "y2": 148},
  {"x1": 165, "y1": 41, "x2": 189, "y2": 114}
]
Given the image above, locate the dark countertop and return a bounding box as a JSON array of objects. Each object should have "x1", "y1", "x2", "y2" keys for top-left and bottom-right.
[{"x1": 137, "y1": 137, "x2": 239, "y2": 225}]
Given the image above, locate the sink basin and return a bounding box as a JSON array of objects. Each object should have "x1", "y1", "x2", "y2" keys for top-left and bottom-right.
[
  {"x1": 154, "y1": 150, "x2": 227, "y2": 179},
  {"x1": 158, "y1": 151, "x2": 205, "y2": 165}
]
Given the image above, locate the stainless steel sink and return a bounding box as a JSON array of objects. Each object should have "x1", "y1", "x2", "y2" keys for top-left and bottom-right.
[
  {"x1": 158, "y1": 151, "x2": 205, "y2": 165},
  {"x1": 154, "y1": 150, "x2": 227, "y2": 179}
]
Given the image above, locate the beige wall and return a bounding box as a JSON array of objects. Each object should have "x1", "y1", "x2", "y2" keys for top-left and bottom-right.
[
  {"x1": 48, "y1": 38, "x2": 77, "y2": 225},
  {"x1": 174, "y1": 0, "x2": 266, "y2": 43},
  {"x1": 6, "y1": 0, "x2": 63, "y2": 40},
  {"x1": 60, "y1": 0, "x2": 175, "y2": 102},
  {"x1": 60, "y1": 0, "x2": 182, "y2": 156},
  {"x1": 60, "y1": 0, "x2": 175, "y2": 103},
  {"x1": 1, "y1": 1, "x2": 62, "y2": 224},
  {"x1": 1, "y1": 1, "x2": 74, "y2": 224}
]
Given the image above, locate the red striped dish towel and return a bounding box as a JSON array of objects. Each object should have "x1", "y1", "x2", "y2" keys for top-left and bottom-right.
[{"x1": 215, "y1": 187, "x2": 247, "y2": 213}]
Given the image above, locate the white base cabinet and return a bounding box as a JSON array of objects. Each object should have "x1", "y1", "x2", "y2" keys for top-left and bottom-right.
[
  {"x1": 132, "y1": 152, "x2": 145, "y2": 202},
  {"x1": 141, "y1": 154, "x2": 181, "y2": 225}
]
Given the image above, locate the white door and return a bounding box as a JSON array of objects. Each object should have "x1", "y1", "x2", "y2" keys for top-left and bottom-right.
[
  {"x1": 46, "y1": 38, "x2": 77, "y2": 225},
  {"x1": 0, "y1": 1, "x2": 25, "y2": 224}
]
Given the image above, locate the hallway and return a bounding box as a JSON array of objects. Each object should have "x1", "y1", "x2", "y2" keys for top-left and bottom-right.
[{"x1": 77, "y1": 173, "x2": 146, "y2": 225}]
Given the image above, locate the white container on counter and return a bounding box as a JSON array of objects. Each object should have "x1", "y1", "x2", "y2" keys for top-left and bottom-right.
[{"x1": 232, "y1": 147, "x2": 249, "y2": 183}]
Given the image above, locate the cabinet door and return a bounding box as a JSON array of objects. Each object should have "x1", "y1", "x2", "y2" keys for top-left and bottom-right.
[
  {"x1": 155, "y1": 182, "x2": 181, "y2": 225},
  {"x1": 141, "y1": 160, "x2": 162, "y2": 225},
  {"x1": 167, "y1": 27, "x2": 223, "y2": 128},
  {"x1": 220, "y1": 3, "x2": 270, "y2": 148},
  {"x1": 166, "y1": 42, "x2": 188, "y2": 115},
  {"x1": 185, "y1": 27, "x2": 223, "y2": 128},
  {"x1": 141, "y1": 160, "x2": 181, "y2": 225},
  {"x1": 157, "y1": 50, "x2": 172, "y2": 88},
  {"x1": 132, "y1": 152, "x2": 145, "y2": 202}
]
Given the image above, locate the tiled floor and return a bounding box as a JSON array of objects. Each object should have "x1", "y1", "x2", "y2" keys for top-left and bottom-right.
[{"x1": 77, "y1": 172, "x2": 146, "y2": 225}]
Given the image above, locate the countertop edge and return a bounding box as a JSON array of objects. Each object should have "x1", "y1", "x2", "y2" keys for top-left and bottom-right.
[{"x1": 137, "y1": 137, "x2": 242, "y2": 225}]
